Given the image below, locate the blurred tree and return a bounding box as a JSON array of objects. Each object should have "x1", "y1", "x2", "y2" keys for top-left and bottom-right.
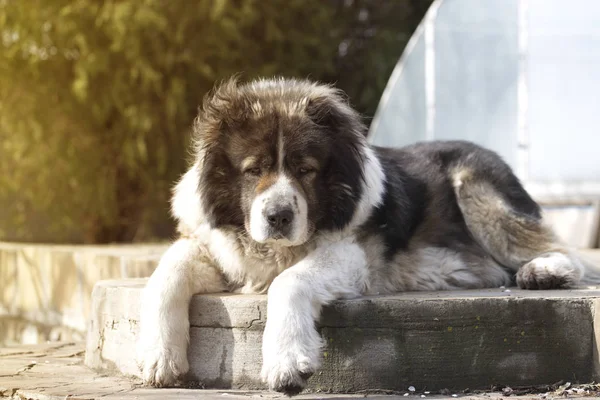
[
  {"x1": 0, "y1": 0, "x2": 431, "y2": 243},
  {"x1": 328, "y1": 0, "x2": 433, "y2": 119}
]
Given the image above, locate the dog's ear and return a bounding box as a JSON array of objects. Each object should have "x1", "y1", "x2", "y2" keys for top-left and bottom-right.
[
  {"x1": 306, "y1": 89, "x2": 367, "y2": 231},
  {"x1": 305, "y1": 88, "x2": 368, "y2": 138},
  {"x1": 195, "y1": 147, "x2": 244, "y2": 229},
  {"x1": 192, "y1": 78, "x2": 245, "y2": 229}
]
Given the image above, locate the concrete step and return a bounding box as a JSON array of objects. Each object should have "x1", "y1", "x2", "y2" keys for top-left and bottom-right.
[{"x1": 85, "y1": 279, "x2": 600, "y2": 393}]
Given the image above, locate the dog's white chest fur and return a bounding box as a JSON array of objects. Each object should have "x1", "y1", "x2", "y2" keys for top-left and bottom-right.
[
  {"x1": 234, "y1": 236, "x2": 314, "y2": 293},
  {"x1": 192, "y1": 224, "x2": 313, "y2": 293}
]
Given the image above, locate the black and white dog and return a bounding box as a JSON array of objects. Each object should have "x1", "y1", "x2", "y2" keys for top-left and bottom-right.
[{"x1": 137, "y1": 77, "x2": 595, "y2": 393}]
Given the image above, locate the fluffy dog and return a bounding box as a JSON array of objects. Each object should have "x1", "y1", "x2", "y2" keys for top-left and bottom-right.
[{"x1": 137, "y1": 77, "x2": 595, "y2": 393}]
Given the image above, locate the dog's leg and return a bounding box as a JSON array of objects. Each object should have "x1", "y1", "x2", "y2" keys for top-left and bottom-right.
[
  {"x1": 452, "y1": 169, "x2": 583, "y2": 289},
  {"x1": 137, "y1": 238, "x2": 226, "y2": 386},
  {"x1": 261, "y1": 237, "x2": 368, "y2": 394}
]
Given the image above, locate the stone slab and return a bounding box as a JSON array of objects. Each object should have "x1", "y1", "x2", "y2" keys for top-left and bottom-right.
[
  {"x1": 85, "y1": 279, "x2": 600, "y2": 393},
  {"x1": 3, "y1": 342, "x2": 600, "y2": 400}
]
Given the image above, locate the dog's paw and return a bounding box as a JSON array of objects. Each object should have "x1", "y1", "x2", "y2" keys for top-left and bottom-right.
[
  {"x1": 136, "y1": 311, "x2": 189, "y2": 387},
  {"x1": 261, "y1": 352, "x2": 316, "y2": 395},
  {"x1": 517, "y1": 252, "x2": 581, "y2": 290},
  {"x1": 137, "y1": 342, "x2": 189, "y2": 387}
]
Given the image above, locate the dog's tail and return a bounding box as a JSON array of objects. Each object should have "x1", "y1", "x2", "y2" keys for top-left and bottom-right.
[{"x1": 579, "y1": 252, "x2": 600, "y2": 285}]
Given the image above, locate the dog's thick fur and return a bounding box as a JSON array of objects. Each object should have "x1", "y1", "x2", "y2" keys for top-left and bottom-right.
[{"x1": 137, "y1": 77, "x2": 594, "y2": 393}]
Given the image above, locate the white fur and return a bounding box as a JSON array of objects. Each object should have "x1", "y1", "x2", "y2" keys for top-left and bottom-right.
[
  {"x1": 171, "y1": 164, "x2": 204, "y2": 232},
  {"x1": 206, "y1": 227, "x2": 288, "y2": 291},
  {"x1": 138, "y1": 166, "x2": 208, "y2": 386},
  {"x1": 137, "y1": 238, "x2": 226, "y2": 386},
  {"x1": 349, "y1": 145, "x2": 385, "y2": 230},
  {"x1": 249, "y1": 175, "x2": 308, "y2": 245},
  {"x1": 517, "y1": 251, "x2": 583, "y2": 289},
  {"x1": 261, "y1": 237, "x2": 368, "y2": 391}
]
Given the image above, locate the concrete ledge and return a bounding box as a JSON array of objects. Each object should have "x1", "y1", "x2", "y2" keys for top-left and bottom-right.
[{"x1": 85, "y1": 279, "x2": 600, "y2": 393}]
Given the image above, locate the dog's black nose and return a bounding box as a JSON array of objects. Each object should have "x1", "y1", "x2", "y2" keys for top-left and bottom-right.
[{"x1": 265, "y1": 208, "x2": 294, "y2": 231}]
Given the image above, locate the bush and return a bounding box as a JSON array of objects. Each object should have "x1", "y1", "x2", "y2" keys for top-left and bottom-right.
[{"x1": 0, "y1": 0, "x2": 431, "y2": 243}]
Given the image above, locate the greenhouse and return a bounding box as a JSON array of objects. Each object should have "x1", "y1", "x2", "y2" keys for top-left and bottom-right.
[{"x1": 369, "y1": 0, "x2": 600, "y2": 200}]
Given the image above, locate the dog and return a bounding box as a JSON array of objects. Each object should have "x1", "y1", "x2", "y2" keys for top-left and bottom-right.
[{"x1": 137, "y1": 77, "x2": 597, "y2": 394}]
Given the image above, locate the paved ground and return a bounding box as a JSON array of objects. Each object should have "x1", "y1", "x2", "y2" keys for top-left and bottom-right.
[{"x1": 1, "y1": 342, "x2": 599, "y2": 400}]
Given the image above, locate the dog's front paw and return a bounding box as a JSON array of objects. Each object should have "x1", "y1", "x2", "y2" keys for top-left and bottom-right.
[
  {"x1": 137, "y1": 340, "x2": 189, "y2": 387},
  {"x1": 136, "y1": 306, "x2": 189, "y2": 387},
  {"x1": 261, "y1": 352, "x2": 316, "y2": 395}
]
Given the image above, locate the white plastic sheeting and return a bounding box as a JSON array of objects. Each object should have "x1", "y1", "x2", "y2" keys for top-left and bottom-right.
[{"x1": 369, "y1": 0, "x2": 600, "y2": 196}]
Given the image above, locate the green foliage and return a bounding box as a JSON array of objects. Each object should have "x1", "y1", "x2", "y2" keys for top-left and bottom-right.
[
  {"x1": 0, "y1": 0, "x2": 431, "y2": 243},
  {"x1": 327, "y1": 0, "x2": 433, "y2": 118}
]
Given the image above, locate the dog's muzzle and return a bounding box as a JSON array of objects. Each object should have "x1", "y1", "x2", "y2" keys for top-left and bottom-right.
[{"x1": 249, "y1": 175, "x2": 308, "y2": 245}]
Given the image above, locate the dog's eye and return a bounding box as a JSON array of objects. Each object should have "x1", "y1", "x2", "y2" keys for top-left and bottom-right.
[
  {"x1": 298, "y1": 167, "x2": 314, "y2": 175},
  {"x1": 244, "y1": 167, "x2": 261, "y2": 176}
]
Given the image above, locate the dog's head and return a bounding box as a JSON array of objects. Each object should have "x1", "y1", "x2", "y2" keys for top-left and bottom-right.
[{"x1": 188, "y1": 77, "x2": 378, "y2": 246}]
